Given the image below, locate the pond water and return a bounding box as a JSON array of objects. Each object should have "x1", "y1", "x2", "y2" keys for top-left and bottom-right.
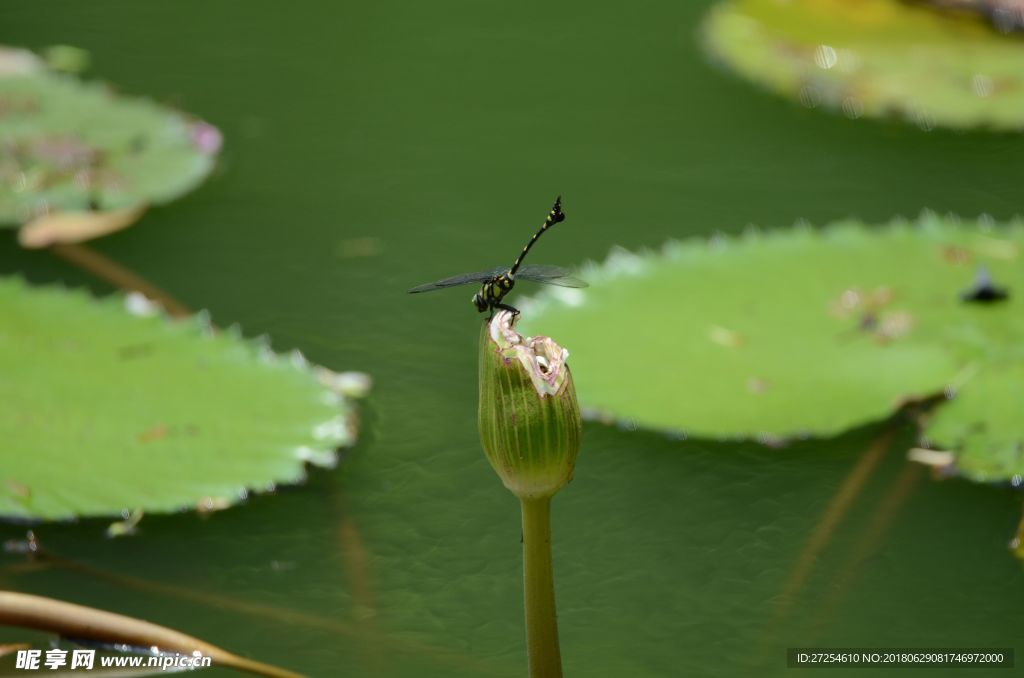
[{"x1": 2, "y1": 1, "x2": 1023, "y2": 676}]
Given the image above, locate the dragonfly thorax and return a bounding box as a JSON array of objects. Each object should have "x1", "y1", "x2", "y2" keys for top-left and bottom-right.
[{"x1": 473, "y1": 272, "x2": 515, "y2": 313}]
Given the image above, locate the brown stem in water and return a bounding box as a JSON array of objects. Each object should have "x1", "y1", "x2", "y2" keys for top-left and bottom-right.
[
  {"x1": 51, "y1": 243, "x2": 191, "y2": 318},
  {"x1": 0, "y1": 591, "x2": 302, "y2": 678}
]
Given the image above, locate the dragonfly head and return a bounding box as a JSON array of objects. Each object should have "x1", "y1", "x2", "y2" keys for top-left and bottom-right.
[{"x1": 472, "y1": 290, "x2": 489, "y2": 312}]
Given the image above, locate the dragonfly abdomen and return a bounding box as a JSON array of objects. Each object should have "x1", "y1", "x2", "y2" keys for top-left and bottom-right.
[{"x1": 509, "y1": 197, "x2": 565, "y2": 275}]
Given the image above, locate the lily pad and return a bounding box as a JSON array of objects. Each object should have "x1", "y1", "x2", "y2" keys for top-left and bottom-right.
[
  {"x1": 925, "y1": 362, "x2": 1024, "y2": 482},
  {"x1": 518, "y1": 217, "x2": 1024, "y2": 470},
  {"x1": 0, "y1": 57, "x2": 220, "y2": 229},
  {"x1": 702, "y1": 0, "x2": 1024, "y2": 130},
  {"x1": 0, "y1": 278, "x2": 365, "y2": 521}
]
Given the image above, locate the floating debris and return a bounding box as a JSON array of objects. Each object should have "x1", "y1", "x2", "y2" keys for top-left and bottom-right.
[
  {"x1": 106, "y1": 509, "x2": 144, "y2": 538},
  {"x1": 914, "y1": 0, "x2": 1024, "y2": 33},
  {"x1": 960, "y1": 266, "x2": 1010, "y2": 303}
]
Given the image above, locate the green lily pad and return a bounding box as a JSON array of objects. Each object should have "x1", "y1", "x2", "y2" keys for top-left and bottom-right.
[
  {"x1": 0, "y1": 60, "x2": 220, "y2": 226},
  {"x1": 518, "y1": 217, "x2": 1024, "y2": 460},
  {"x1": 703, "y1": 0, "x2": 1024, "y2": 130},
  {"x1": 0, "y1": 278, "x2": 366, "y2": 521},
  {"x1": 925, "y1": 362, "x2": 1024, "y2": 482}
]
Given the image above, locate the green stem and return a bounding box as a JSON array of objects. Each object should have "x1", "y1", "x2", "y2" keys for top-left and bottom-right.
[{"x1": 520, "y1": 496, "x2": 562, "y2": 678}]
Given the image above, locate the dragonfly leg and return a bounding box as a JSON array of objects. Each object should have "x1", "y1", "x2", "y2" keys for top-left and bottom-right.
[{"x1": 495, "y1": 302, "x2": 520, "y2": 319}]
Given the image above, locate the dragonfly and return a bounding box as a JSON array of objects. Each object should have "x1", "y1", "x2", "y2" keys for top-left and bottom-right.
[{"x1": 409, "y1": 196, "x2": 587, "y2": 316}]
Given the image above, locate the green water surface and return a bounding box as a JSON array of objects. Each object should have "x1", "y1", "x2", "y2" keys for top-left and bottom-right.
[{"x1": 2, "y1": 1, "x2": 1023, "y2": 676}]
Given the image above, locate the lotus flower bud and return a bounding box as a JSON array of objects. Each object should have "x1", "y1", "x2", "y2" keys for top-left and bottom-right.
[{"x1": 478, "y1": 310, "x2": 581, "y2": 499}]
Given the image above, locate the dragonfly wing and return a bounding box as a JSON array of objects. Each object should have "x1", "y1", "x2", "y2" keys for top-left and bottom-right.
[
  {"x1": 532, "y1": 274, "x2": 588, "y2": 288},
  {"x1": 514, "y1": 264, "x2": 588, "y2": 288},
  {"x1": 408, "y1": 266, "x2": 507, "y2": 293},
  {"x1": 538, "y1": 275, "x2": 588, "y2": 288}
]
